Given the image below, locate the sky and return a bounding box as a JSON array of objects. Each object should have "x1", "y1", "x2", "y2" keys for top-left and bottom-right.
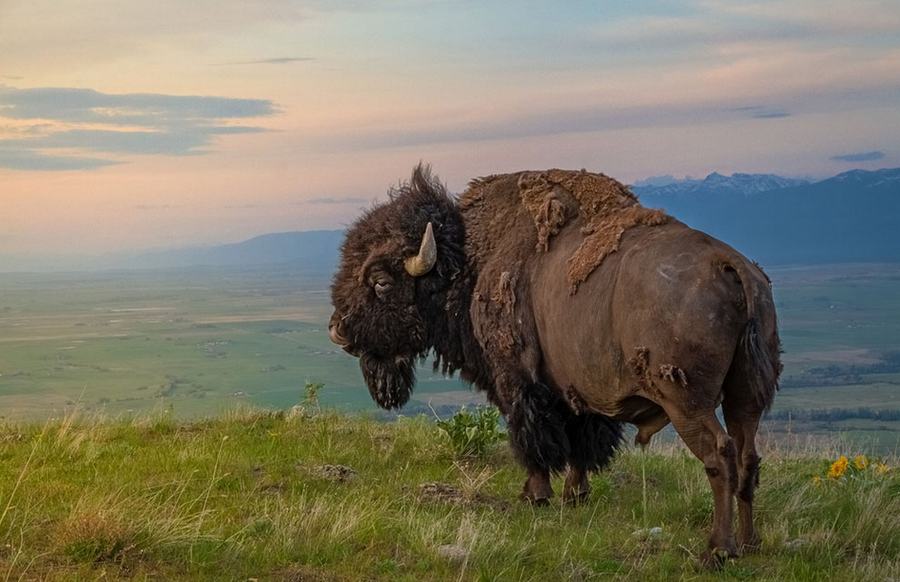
[{"x1": 2, "y1": 0, "x2": 899, "y2": 257}]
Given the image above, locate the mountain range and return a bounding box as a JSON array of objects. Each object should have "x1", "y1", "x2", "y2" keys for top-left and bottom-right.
[
  {"x1": 634, "y1": 167, "x2": 900, "y2": 265},
  {"x1": 2, "y1": 167, "x2": 898, "y2": 273},
  {"x1": 631, "y1": 172, "x2": 810, "y2": 196}
]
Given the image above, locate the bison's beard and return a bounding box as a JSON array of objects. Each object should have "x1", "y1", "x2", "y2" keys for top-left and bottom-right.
[{"x1": 360, "y1": 353, "x2": 416, "y2": 410}]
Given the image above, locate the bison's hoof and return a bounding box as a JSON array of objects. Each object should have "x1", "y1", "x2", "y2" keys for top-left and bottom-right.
[
  {"x1": 699, "y1": 546, "x2": 737, "y2": 569},
  {"x1": 519, "y1": 492, "x2": 551, "y2": 506}
]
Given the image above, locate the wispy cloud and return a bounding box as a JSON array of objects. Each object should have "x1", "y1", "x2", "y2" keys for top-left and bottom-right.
[
  {"x1": 751, "y1": 110, "x2": 791, "y2": 119},
  {"x1": 0, "y1": 87, "x2": 274, "y2": 124},
  {"x1": 317, "y1": 98, "x2": 803, "y2": 151},
  {"x1": 594, "y1": 0, "x2": 900, "y2": 55},
  {"x1": 307, "y1": 196, "x2": 369, "y2": 205},
  {"x1": 0, "y1": 146, "x2": 119, "y2": 171},
  {"x1": 213, "y1": 57, "x2": 315, "y2": 66},
  {"x1": 134, "y1": 204, "x2": 186, "y2": 210},
  {"x1": 728, "y1": 105, "x2": 791, "y2": 119},
  {"x1": 831, "y1": 150, "x2": 885, "y2": 162},
  {"x1": 0, "y1": 86, "x2": 276, "y2": 170}
]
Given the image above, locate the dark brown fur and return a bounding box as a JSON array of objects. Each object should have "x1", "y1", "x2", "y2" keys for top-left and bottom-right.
[{"x1": 330, "y1": 165, "x2": 781, "y2": 563}]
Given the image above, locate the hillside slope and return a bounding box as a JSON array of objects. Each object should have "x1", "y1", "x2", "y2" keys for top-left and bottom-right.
[
  {"x1": 126, "y1": 229, "x2": 345, "y2": 271},
  {"x1": 0, "y1": 410, "x2": 896, "y2": 580}
]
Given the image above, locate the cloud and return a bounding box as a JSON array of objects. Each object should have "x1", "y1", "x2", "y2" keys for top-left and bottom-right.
[
  {"x1": 307, "y1": 196, "x2": 369, "y2": 205},
  {"x1": 5, "y1": 126, "x2": 266, "y2": 156},
  {"x1": 0, "y1": 147, "x2": 120, "y2": 171},
  {"x1": 317, "y1": 98, "x2": 802, "y2": 151},
  {"x1": 830, "y1": 150, "x2": 885, "y2": 162},
  {"x1": 0, "y1": 86, "x2": 276, "y2": 170},
  {"x1": 214, "y1": 57, "x2": 315, "y2": 66},
  {"x1": 595, "y1": 1, "x2": 900, "y2": 55},
  {"x1": 698, "y1": 0, "x2": 900, "y2": 35},
  {"x1": 134, "y1": 204, "x2": 185, "y2": 210},
  {"x1": 751, "y1": 110, "x2": 791, "y2": 119},
  {"x1": 0, "y1": 87, "x2": 274, "y2": 124},
  {"x1": 588, "y1": 15, "x2": 812, "y2": 51},
  {"x1": 728, "y1": 105, "x2": 791, "y2": 119}
]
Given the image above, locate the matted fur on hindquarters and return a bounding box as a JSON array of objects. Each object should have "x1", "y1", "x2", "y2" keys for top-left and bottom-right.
[{"x1": 507, "y1": 382, "x2": 571, "y2": 474}]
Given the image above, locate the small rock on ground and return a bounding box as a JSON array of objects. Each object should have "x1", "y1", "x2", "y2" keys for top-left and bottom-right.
[
  {"x1": 315, "y1": 464, "x2": 357, "y2": 482},
  {"x1": 784, "y1": 538, "x2": 808, "y2": 551},
  {"x1": 436, "y1": 544, "x2": 469, "y2": 564},
  {"x1": 419, "y1": 482, "x2": 465, "y2": 503}
]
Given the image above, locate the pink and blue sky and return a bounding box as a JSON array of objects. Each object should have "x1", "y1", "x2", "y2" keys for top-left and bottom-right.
[{"x1": 2, "y1": 0, "x2": 899, "y2": 256}]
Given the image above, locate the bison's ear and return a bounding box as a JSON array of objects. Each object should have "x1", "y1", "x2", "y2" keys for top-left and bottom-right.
[{"x1": 404, "y1": 222, "x2": 437, "y2": 277}]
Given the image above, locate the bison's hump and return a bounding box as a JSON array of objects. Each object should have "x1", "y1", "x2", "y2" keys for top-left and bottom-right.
[{"x1": 515, "y1": 169, "x2": 670, "y2": 293}]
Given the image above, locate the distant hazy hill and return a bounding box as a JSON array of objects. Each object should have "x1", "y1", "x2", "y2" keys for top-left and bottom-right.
[
  {"x1": 128, "y1": 230, "x2": 344, "y2": 271},
  {"x1": 634, "y1": 167, "x2": 900, "y2": 265}
]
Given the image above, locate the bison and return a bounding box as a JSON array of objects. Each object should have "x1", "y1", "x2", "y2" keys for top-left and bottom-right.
[{"x1": 329, "y1": 165, "x2": 781, "y2": 563}]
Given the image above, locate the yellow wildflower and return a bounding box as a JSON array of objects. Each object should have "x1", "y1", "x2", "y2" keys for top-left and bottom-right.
[
  {"x1": 828, "y1": 455, "x2": 848, "y2": 479},
  {"x1": 874, "y1": 462, "x2": 890, "y2": 475},
  {"x1": 811, "y1": 475, "x2": 822, "y2": 486},
  {"x1": 853, "y1": 455, "x2": 868, "y2": 470}
]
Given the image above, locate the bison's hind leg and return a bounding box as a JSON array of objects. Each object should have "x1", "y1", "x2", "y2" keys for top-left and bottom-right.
[
  {"x1": 720, "y1": 318, "x2": 777, "y2": 554},
  {"x1": 723, "y1": 407, "x2": 763, "y2": 553},
  {"x1": 662, "y1": 403, "x2": 739, "y2": 566},
  {"x1": 722, "y1": 378, "x2": 766, "y2": 553}
]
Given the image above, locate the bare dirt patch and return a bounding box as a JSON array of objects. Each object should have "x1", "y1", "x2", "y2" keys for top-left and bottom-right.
[
  {"x1": 312, "y1": 464, "x2": 357, "y2": 483},
  {"x1": 417, "y1": 482, "x2": 508, "y2": 510}
]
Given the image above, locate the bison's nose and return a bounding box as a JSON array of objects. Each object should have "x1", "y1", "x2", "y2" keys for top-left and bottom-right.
[{"x1": 328, "y1": 320, "x2": 348, "y2": 347}]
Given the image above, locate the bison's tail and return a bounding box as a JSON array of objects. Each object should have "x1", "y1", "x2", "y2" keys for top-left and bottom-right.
[
  {"x1": 738, "y1": 317, "x2": 779, "y2": 411},
  {"x1": 726, "y1": 259, "x2": 781, "y2": 412}
]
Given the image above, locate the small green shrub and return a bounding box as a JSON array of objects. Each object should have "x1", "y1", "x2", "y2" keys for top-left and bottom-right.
[
  {"x1": 435, "y1": 406, "x2": 505, "y2": 458},
  {"x1": 304, "y1": 381, "x2": 324, "y2": 410},
  {"x1": 57, "y1": 511, "x2": 137, "y2": 564}
]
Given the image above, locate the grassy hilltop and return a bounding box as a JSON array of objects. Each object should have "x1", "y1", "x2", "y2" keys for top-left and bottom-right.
[{"x1": 0, "y1": 408, "x2": 896, "y2": 581}]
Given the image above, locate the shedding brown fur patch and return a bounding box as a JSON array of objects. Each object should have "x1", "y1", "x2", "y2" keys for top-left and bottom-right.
[
  {"x1": 568, "y1": 206, "x2": 668, "y2": 293},
  {"x1": 565, "y1": 385, "x2": 586, "y2": 415},
  {"x1": 488, "y1": 271, "x2": 519, "y2": 356},
  {"x1": 628, "y1": 346, "x2": 650, "y2": 379},
  {"x1": 516, "y1": 169, "x2": 669, "y2": 293},
  {"x1": 628, "y1": 345, "x2": 662, "y2": 398},
  {"x1": 658, "y1": 364, "x2": 688, "y2": 388}
]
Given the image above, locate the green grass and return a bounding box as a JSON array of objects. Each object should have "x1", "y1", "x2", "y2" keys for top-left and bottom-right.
[{"x1": 0, "y1": 409, "x2": 896, "y2": 580}]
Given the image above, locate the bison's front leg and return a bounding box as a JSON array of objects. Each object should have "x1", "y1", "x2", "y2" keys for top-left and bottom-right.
[
  {"x1": 507, "y1": 382, "x2": 571, "y2": 504},
  {"x1": 563, "y1": 412, "x2": 623, "y2": 504},
  {"x1": 521, "y1": 469, "x2": 554, "y2": 504},
  {"x1": 562, "y1": 467, "x2": 590, "y2": 504}
]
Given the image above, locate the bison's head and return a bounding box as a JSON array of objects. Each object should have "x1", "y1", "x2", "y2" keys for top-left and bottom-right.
[{"x1": 329, "y1": 165, "x2": 465, "y2": 409}]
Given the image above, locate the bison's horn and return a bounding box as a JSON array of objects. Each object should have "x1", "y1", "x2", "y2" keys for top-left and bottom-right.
[{"x1": 404, "y1": 222, "x2": 437, "y2": 277}]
